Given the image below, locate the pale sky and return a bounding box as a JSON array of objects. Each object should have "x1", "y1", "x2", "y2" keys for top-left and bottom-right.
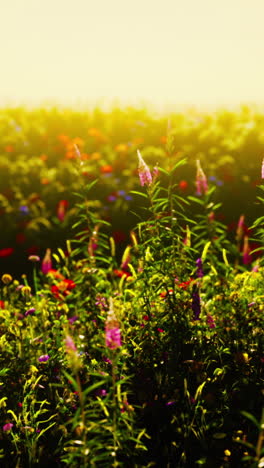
[{"x1": 1, "y1": 0, "x2": 264, "y2": 110}]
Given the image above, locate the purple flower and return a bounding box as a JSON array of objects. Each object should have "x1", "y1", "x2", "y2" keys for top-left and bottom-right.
[
  {"x1": 195, "y1": 160, "x2": 208, "y2": 195},
  {"x1": 3, "y1": 423, "x2": 13, "y2": 432},
  {"x1": 19, "y1": 205, "x2": 29, "y2": 215},
  {"x1": 25, "y1": 307, "x2": 35, "y2": 317},
  {"x1": 38, "y1": 354, "x2": 50, "y2": 363},
  {"x1": 68, "y1": 316, "x2": 78, "y2": 324},
  {"x1": 95, "y1": 388, "x2": 107, "y2": 397},
  {"x1": 206, "y1": 314, "x2": 216, "y2": 329},
  {"x1": 196, "y1": 258, "x2": 204, "y2": 278},
  {"x1": 191, "y1": 287, "x2": 201, "y2": 320},
  {"x1": 137, "y1": 150, "x2": 153, "y2": 187}
]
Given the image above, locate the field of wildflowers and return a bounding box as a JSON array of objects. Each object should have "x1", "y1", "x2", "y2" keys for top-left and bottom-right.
[{"x1": 0, "y1": 106, "x2": 263, "y2": 467}]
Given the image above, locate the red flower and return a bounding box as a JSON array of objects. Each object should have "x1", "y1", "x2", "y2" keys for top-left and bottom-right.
[
  {"x1": 0, "y1": 247, "x2": 14, "y2": 257},
  {"x1": 160, "y1": 289, "x2": 173, "y2": 298},
  {"x1": 177, "y1": 279, "x2": 193, "y2": 289},
  {"x1": 51, "y1": 278, "x2": 76, "y2": 299},
  {"x1": 57, "y1": 200, "x2": 69, "y2": 222},
  {"x1": 100, "y1": 165, "x2": 113, "y2": 174},
  {"x1": 178, "y1": 180, "x2": 188, "y2": 190},
  {"x1": 0, "y1": 301, "x2": 5, "y2": 309},
  {"x1": 113, "y1": 269, "x2": 131, "y2": 278}
]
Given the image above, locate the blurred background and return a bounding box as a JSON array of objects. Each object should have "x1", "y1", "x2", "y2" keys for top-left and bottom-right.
[{"x1": 0, "y1": 0, "x2": 264, "y2": 279}]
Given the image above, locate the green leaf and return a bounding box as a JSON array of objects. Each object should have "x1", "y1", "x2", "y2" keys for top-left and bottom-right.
[
  {"x1": 222, "y1": 249, "x2": 229, "y2": 266},
  {"x1": 158, "y1": 167, "x2": 170, "y2": 176},
  {"x1": 130, "y1": 191, "x2": 148, "y2": 199},
  {"x1": 241, "y1": 411, "x2": 260, "y2": 429},
  {"x1": 188, "y1": 196, "x2": 204, "y2": 205},
  {"x1": 201, "y1": 241, "x2": 211, "y2": 261},
  {"x1": 171, "y1": 158, "x2": 187, "y2": 173}
]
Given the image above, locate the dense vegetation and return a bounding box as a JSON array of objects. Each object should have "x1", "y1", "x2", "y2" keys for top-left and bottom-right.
[{"x1": 0, "y1": 106, "x2": 263, "y2": 467}]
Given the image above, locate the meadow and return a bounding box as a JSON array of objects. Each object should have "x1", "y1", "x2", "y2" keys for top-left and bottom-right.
[{"x1": 0, "y1": 106, "x2": 263, "y2": 467}]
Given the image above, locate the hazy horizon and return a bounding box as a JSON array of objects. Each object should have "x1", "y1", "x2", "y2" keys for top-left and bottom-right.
[{"x1": 1, "y1": 0, "x2": 264, "y2": 112}]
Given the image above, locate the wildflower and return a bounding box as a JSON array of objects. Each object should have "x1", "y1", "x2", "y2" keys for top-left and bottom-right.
[
  {"x1": 57, "y1": 200, "x2": 68, "y2": 222},
  {"x1": 28, "y1": 255, "x2": 40, "y2": 262},
  {"x1": 236, "y1": 214, "x2": 245, "y2": 242},
  {"x1": 115, "y1": 143, "x2": 128, "y2": 153},
  {"x1": 65, "y1": 335, "x2": 80, "y2": 371},
  {"x1": 25, "y1": 307, "x2": 35, "y2": 317},
  {"x1": 208, "y1": 212, "x2": 215, "y2": 222},
  {"x1": 183, "y1": 225, "x2": 191, "y2": 247},
  {"x1": 95, "y1": 388, "x2": 107, "y2": 397},
  {"x1": 113, "y1": 269, "x2": 131, "y2": 278},
  {"x1": 0, "y1": 300, "x2": 5, "y2": 309},
  {"x1": 51, "y1": 278, "x2": 76, "y2": 299},
  {"x1": 68, "y1": 315, "x2": 78, "y2": 324},
  {"x1": 191, "y1": 286, "x2": 201, "y2": 320},
  {"x1": 1, "y1": 274, "x2": 12, "y2": 285},
  {"x1": 179, "y1": 180, "x2": 188, "y2": 191},
  {"x1": 242, "y1": 235, "x2": 252, "y2": 265},
  {"x1": 65, "y1": 335, "x2": 77, "y2": 353},
  {"x1": 38, "y1": 355, "x2": 50, "y2": 362},
  {"x1": 121, "y1": 245, "x2": 131, "y2": 270},
  {"x1": 41, "y1": 248, "x2": 52, "y2": 274},
  {"x1": 100, "y1": 164, "x2": 113, "y2": 174},
  {"x1": 3, "y1": 423, "x2": 13, "y2": 432},
  {"x1": 152, "y1": 165, "x2": 159, "y2": 181},
  {"x1": 195, "y1": 160, "x2": 208, "y2": 195},
  {"x1": 196, "y1": 258, "x2": 204, "y2": 278},
  {"x1": 19, "y1": 205, "x2": 29, "y2": 215},
  {"x1": 21, "y1": 286, "x2": 31, "y2": 298},
  {"x1": 137, "y1": 150, "x2": 152, "y2": 187},
  {"x1": 251, "y1": 261, "x2": 259, "y2": 272},
  {"x1": 206, "y1": 314, "x2": 216, "y2": 329},
  {"x1": 106, "y1": 327, "x2": 122, "y2": 350},
  {"x1": 105, "y1": 298, "x2": 122, "y2": 350},
  {"x1": 262, "y1": 158, "x2": 264, "y2": 179},
  {"x1": 0, "y1": 247, "x2": 14, "y2": 257}
]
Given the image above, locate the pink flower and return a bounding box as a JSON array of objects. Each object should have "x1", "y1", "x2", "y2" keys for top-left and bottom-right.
[
  {"x1": 206, "y1": 314, "x2": 216, "y2": 329},
  {"x1": 242, "y1": 235, "x2": 252, "y2": 265},
  {"x1": 41, "y1": 248, "x2": 52, "y2": 274},
  {"x1": 3, "y1": 423, "x2": 13, "y2": 432},
  {"x1": 137, "y1": 150, "x2": 153, "y2": 187},
  {"x1": 57, "y1": 200, "x2": 69, "y2": 222},
  {"x1": 195, "y1": 160, "x2": 208, "y2": 195},
  {"x1": 65, "y1": 335, "x2": 77, "y2": 353},
  {"x1": 236, "y1": 214, "x2": 245, "y2": 242},
  {"x1": 105, "y1": 298, "x2": 122, "y2": 350},
  {"x1": 105, "y1": 327, "x2": 122, "y2": 350}
]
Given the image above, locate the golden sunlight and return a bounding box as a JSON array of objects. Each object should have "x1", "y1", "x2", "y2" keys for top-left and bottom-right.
[{"x1": 1, "y1": 0, "x2": 264, "y2": 110}]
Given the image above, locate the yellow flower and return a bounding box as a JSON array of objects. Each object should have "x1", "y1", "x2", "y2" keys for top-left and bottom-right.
[{"x1": 1, "y1": 274, "x2": 12, "y2": 285}]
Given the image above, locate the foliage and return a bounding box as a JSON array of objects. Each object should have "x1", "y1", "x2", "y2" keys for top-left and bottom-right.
[{"x1": 0, "y1": 110, "x2": 263, "y2": 466}]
